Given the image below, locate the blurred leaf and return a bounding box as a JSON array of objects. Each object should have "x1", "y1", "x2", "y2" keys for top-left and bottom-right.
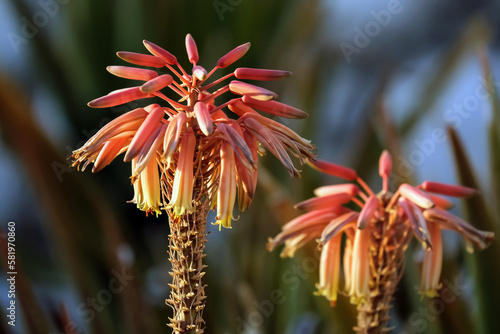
[
  {"x1": 0, "y1": 225, "x2": 52, "y2": 334},
  {"x1": 400, "y1": 17, "x2": 492, "y2": 136},
  {"x1": 447, "y1": 126, "x2": 500, "y2": 334},
  {"x1": 478, "y1": 45, "x2": 500, "y2": 219}
]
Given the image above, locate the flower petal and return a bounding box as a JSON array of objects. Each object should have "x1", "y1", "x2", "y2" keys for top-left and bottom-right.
[
  {"x1": 357, "y1": 195, "x2": 380, "y2": 229},
  {"x1": 398, "y1": 197, "x2": 432, "y2": 249},
  {"x1": 349, "y1": 228, "x2": 371, "y2": 304},
  {"x1": 217, "y1": 42, "x2": 251, "y2": 68},
  {"x1": 143, "y1": 40, "x2": 177, "y2": 65},
  {"x1": 185, "y1": 33, "x2": 199, "y2": 64},
  {"x1": 315, "y1": 234, "x2": 342, "y2": 305},
  {"x1": 216, "y1": 142, "x2": 237, "y2": 229},
  {"x1": 88, "y1": 87, "x2": 150, "y2": 108},
  {"x1": 124, "y1": 106, "x2": 165, "y2": 161},
  {"x1": 320, "y1": 211, "x2": 359, "y2": 244},
  {"x1": 193, "y1": 65, "x2": 207, "y2": 81},
  {"x1": 314, "y1": 184, "x2": 360, "y2": 197},
  {"x1": 194, "y1": 101, "x2": 213, "y2": 136},
  {"x1": 132, "y1": 123, "x2": 167, "y2": 177},
  {"x1": 227, "y1": 99, "x2": 259, "y2": 117},
  {"x1": 235, "y1": 67, "x2": 292, "y2": 81},
  {"x1": 167, "y1": 129, "x2": 196, "y2": 215},
  {"x1": 140, "y1": 74, "x2": 173, "y2": 93},
  {"x1": 399, "y1": 183, "x2": 435, "y2": 209},
  {"x1": 242, "y1": 95, "x2": 308, "y2": 119},
  {"x1": 378, "y1": 150, "x2": 392, "y2": 179},
  {"x1": 307, "y1": 158, "x2": 357, "y2": 181},
  {"x1": 295, "y1": 193, "x2": 354, "y2": 212},
  {"x1": 423, "y1": 208, "x2": 494, "y2": 251},
  {"x1": 106, "y1": 66, "x2": 158, "y2": 81},
  {"x1": 163, "y1": 112, "x2": 188, "y2": 162},
  {"x1": 421, "y1": 181, "x2": 479, "y2": 197},
  {"x1": 419, "y1": 222, "x2": 442, "y2": 298},
  {"x1": 230, "y1": 80, "x2": 277, "y2": 101},
  {"x1": 92, "y1": 136, "x2": 130, "y2": 173},
  {"x1": 116, "y1": 51, "x2": 166, "y2": 68}
]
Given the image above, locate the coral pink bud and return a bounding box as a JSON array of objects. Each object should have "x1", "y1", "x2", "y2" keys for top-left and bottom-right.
[
  {"x1": 227, "y1": 99, "x2": 259, "y2": 117},
  {"x1": 88, "y1": 87, "x2": 149, "y2": 108},
  {"x1": 281, "y1": 207, "x2": 346, "y2": 234},
  {"x1": 357, "y1": 195, "x2": 380, "y2": 229},
  {"x1": 421, "y1": 181, "x2": 479, "y2": 197},
  {"x1": 185, "y1": 34, "x2": 199, "y2": 64},
  {"x1": 426, "y1": 194, "x2": 454, "y2": 210},
  {"x1": 230, "y1": 81, "x2": 277, "y2": 101},
  {"x1": 242, "y1": 95, "x2": 308, "y2": 119},
  {"x1": 106, "y1": 66, "x2": 158, "y2": 81},
  {"x1": 399, "y1": 184, "x2": 435, "y2": 209},
  {"x1": 378, "y1": 150, "x2": 392, "y2": 179},
  {"x1": 140, "y1": 74, "x2": 173, "y2": 93},
  {"x1": 314, "y1": 184, "x2": 360, "y2": 197},
  {"x1": 307, "y1": 159, "x2": 358, "y2": 181},
  {"x1": 194, "y1": 102, "x2": 213, "y2": 136},
  {"x1": 116, "y1": 51, "x2": 165, "y2": 68},
  {"x1": 142, "y1": 40, "x2": 177, "y2": 65},
  {"x1": 193, "y1": 65, "x2": 207, "y2": 81},
  {"x1": 294, "y1": 193, "x2": 353, "y2": 212},
  {"x1": 124, "y1": 107, "x2": 165, "y2": 161},
  {"x1": 217, "y1": 42, "x2": 251, "y2": 68},
  {"x1": 234, "y1": 67, "x2": 292, "y2": 81}
]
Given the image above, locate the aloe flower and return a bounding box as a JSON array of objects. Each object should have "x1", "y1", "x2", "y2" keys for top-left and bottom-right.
[
  {"x1": 71, "y1": 34, "x2": 314, "y2": 333},
  {"x1": 268, "y1": 150, "x2": 494, "y2": 332}
]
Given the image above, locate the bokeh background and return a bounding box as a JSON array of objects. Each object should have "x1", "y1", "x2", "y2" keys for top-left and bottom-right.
[{"x1": 1, "y1": 0, "x2": 499, "y2": 333}]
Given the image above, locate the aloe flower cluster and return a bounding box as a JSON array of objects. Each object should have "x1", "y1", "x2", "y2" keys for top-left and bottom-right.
[
  {"x1": 268, "y1": 150, "x2": 494, "y2": 332},
  {"x1": 71, "y1": 34, "x2": 314, "y2": 333}
]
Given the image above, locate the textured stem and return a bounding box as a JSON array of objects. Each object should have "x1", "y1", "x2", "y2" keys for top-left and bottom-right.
[
  {"x1": 354, "y1": 205, "x2": 412, "y2": 333},
  {"x1": 166, "y1": 209, "x2": 208, "y2": 334}
]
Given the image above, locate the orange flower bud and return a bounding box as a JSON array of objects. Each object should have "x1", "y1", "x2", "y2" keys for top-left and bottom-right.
[
  {"x1": 116, "y1": 51, "x2": 166, "y2": 68},
  {"x1": 143, "y1": 39, "x2": 177, "y2": 65},
  {"x1": 421, "y1": 181, "x2": 478, "y2": 197},
  {"x1": 235, "y1": 67, "x2": 292, "y2": 81},
  {"x1": 217, "y1": 42, "x2": 251, "y2": 68},
  {"x1": 242, "y1": 95, "x2": 308, "y2": 119},
  {"x1": 140, "y1": 74, "x2": 173, "y2": 93},
  {"x1": 106, "y1": 66, "x2": 158, "y2": 81}
]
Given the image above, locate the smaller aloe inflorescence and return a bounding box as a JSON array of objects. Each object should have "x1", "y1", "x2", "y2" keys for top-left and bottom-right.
[
  {"x1": 268, "y1": 150, "x2": 494, "y2": 333},
  {"x1": 71, "y1": 34, "x2": 314, "y2": 333}
]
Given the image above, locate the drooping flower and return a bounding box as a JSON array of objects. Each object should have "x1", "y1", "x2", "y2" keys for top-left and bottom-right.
[
  {"x1": 268, "y1": 150, "x2": 494, "y2": 332},
  {"x1": 70, "y1": 34, "x2": 315, "y2": 333}
]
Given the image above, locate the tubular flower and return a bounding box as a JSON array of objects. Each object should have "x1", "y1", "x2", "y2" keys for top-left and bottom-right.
[
  {"x1": 268, "y1": 150, "x2": 494, "y2": 332},
  {"x1": 70, "y1": 34, "x2": 314, "y2": 333}
]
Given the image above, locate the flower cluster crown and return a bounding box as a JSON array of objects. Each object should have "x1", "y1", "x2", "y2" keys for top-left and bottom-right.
[
  {"x1": 268, "y1": 150, "x2": 494, "y2": 307},
  {"x1": 71, "y1": 34, "x2": 315, "y2": 228}
]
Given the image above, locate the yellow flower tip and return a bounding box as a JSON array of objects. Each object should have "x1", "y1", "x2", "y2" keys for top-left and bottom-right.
[
  {"x1": 418, "y1": 287, "x2": 441, "y2": 299},
  {"x1": 314, "y1": 284, "x2": 338, "y2": 306}
]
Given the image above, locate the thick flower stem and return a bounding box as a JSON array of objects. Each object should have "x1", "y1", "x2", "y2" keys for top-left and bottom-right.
[
  {"x1": 166, "y1": 209, "x2": 208, "y2": 334},
  {"x1": 354, "y1": 207, "x2": 411, "y2": 333}
]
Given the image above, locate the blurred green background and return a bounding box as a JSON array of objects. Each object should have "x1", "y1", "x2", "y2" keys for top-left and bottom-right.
[{"x1": 0, "y1": 0, "x2": 499, "y2": 333}]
